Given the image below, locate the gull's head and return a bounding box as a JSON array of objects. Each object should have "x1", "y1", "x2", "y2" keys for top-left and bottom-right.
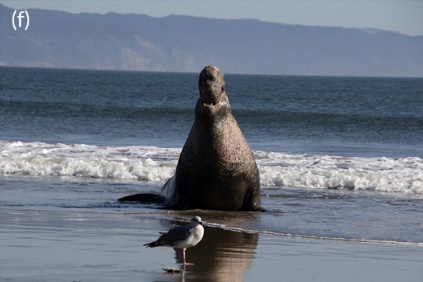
[{"x1": 191, "y1": 216, "x2": 203, "y2": 226}]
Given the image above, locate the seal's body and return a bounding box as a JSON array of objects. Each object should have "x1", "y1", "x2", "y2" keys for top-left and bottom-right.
[
  {"x1": 119, "y1": 66, "x2": 262, "y2": 211},
  {"x1": 161, "y1": 66, "x2": 261, "y2": 210}
]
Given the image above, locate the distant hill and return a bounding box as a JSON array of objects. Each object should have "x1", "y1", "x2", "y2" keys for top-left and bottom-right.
[{"x1": 1, "y1": 4, "x2": 422, "y2": 77}]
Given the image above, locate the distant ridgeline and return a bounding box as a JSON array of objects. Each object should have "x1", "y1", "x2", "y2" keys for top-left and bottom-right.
[{"x1": 1, "y1": 4, "x2": 422, "y2": 77}]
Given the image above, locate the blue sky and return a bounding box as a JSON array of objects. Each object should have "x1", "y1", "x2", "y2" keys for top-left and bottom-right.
[{"x1": 3, "y1": 0, "x2": 423, "y2": 36}]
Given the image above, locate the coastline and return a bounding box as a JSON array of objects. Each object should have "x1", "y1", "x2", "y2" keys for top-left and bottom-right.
[{"x1": 1, "y1": 206, "x2": 422, "y2": 282}]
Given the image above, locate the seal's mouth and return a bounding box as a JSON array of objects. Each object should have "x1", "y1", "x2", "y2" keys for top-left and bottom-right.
[
  {"x1": 200, "y1": 89, "x2": 219, "y2": 107},
  {"x1": 201, "y1": 98, "x2": 216, "y2": 107}
]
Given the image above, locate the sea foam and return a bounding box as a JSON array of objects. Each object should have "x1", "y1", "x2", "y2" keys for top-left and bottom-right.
[{"x1": 1, "y1": 141, "x2": 422, "y2": 194}]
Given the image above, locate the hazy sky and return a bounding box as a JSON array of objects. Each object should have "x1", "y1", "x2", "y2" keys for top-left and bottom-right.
[{"x1": 3, "y1": 0, "x2": 423, "y2": 36}]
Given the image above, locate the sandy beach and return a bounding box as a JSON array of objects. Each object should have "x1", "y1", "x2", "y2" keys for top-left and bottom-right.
[{"x1": 1, "y1": 206, "x2": 422, "y2": 282}]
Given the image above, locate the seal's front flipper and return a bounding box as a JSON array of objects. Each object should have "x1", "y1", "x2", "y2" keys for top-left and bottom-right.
[{"x1": 118, "y1": 193, "x2": 164, "y2": 203}]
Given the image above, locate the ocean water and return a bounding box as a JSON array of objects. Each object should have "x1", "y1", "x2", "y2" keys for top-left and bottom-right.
[{"x1": 1, "y1": 67, "x2": 422, "y2": 244}]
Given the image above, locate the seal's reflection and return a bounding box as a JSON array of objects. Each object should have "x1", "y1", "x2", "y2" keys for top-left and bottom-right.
[{"x1": 160, "y1": 218, "x2": 258, "y2": 282}]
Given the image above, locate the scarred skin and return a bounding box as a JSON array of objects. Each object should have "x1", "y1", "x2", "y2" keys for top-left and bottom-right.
[{"x1": 119, "y1": 66, "x2": 262, "y2": 211}]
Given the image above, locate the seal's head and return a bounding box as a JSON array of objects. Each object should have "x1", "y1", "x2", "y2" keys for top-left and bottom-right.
[
  {"x1": 198, "y1": 66, "x2": 227, "y2": 106},
  {"x1": 197, "y1": 66, "x2": 230, "y2": 119}
]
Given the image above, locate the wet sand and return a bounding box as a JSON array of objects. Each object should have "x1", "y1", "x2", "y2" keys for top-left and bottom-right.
[{"x1": 1, "y1": 207, "x2": 422, "y2": 282}]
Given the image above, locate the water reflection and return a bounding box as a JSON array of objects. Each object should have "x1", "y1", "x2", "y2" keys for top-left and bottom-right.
[{"x1": 158, "y1": 218, "x2": 259, "y2": 282}]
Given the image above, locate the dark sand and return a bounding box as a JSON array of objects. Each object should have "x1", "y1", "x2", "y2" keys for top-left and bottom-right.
[{"x1": 1, "y1": 207, "x2": 422, "y2": 282}]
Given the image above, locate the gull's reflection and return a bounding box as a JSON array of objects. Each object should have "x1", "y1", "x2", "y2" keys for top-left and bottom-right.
[{"x1": 159, "y1": 217, "x2": 259, "y2": 282}]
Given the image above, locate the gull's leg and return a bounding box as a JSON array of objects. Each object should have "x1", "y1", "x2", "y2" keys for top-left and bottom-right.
[{"x1": 182, "y1": 248, "x2": 186, "y2": 265}]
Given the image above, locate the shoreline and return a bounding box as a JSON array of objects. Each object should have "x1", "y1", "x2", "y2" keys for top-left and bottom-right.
[{"x1": 1, "y1": 207, "x2": 422, "y2": 282}]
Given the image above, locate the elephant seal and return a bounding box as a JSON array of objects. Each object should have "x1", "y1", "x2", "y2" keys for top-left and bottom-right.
[{"x1": 119, "y1": 66, "x2": 262, "y2": 211}]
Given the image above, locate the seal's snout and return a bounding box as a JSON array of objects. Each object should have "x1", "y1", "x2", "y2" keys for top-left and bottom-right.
[{"x1": 199, "y1": 66, "x2": 225, "y2": 106}]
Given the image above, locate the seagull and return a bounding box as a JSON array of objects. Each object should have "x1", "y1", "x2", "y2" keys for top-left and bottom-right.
[{"x1": 144, "y1": 216, "x2": 204, "y2": 266}]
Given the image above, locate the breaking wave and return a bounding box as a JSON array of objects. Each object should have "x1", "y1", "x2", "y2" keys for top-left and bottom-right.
[{"x1": 1, "y1": 141, "x2": 422, "y2": 194}]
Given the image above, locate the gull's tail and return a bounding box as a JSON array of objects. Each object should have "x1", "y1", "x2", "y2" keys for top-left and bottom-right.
[{"x1": 143, "y1": 241, "x2": 160, "y2": 248}]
